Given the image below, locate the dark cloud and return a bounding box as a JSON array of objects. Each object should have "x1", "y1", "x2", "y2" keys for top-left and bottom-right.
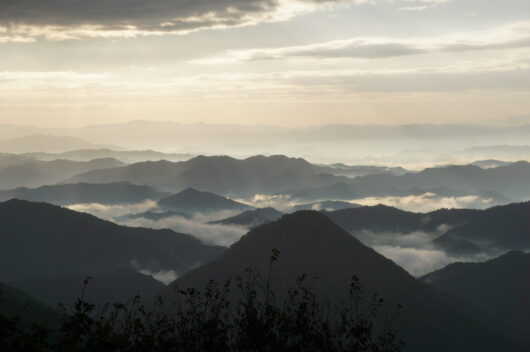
[{"x1": 0, "y1": 0, "x2": 349, "y2": 36}]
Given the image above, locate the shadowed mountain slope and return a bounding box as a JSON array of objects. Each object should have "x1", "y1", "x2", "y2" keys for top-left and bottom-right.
[
  {"x1": 0, "y1": 282, "x2": 58, "y2": 328},
  {"x1": 0, "y1": 199, "x2": 225, "y2": 283},
  {"x1": 172, "y1": 211, "x2": 529, "y2": 352},
  {"x1": 421, "y1": 251, "x2": 530, "y2": 335}
]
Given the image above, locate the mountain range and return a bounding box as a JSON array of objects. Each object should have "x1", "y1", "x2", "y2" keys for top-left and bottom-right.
[
  {"x1": 0, "y1": 134, "x2": 114, "y2": 153},
  {"x1": 61, "y1": 154, "x2": 528, "y2": 206},
  {"x1": 0, "y1": 182, "x2": 169, "y2": 205},
  {"x1": 211, "y1": 207, "x2": 283, "y2": 228},
  {"x1": 64, "y1": 155, "x2": 354, "y2": 195},
  {"x1": 289, "y1": 167, "x2": 524, "y2": 203},
  {"x1": 22, "y1": 148, "x2": 194, "y2": 163},
  {"x1": 0, "y1": 157, "x2": 125, "y2": 190},
  {"x1": 350, "y1": 162, "x2": 530, "y2": 200}
]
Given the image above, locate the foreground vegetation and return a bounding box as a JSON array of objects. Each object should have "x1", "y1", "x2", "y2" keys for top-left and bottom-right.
[{"x1": 0, "y1": 251, "x2": 403, "y2": 352}]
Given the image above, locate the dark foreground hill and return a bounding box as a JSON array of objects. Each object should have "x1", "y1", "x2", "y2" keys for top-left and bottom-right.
[
  {"x1": 172, "y1": 211, "x2": 529, "y2": 352},
  {"x1": 0, "y1": 199, "x2": 225, "y2": 283},
  {"x1": 0, "y1": 282, "x2": 58, "y2": 328},
  {"x1": 421, "y1": 251, "x2": 530, "y2": 335}
]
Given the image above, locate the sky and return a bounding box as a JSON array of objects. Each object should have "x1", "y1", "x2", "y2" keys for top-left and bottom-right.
[{"x1": 0, "y1": 0, "x2": 529, "y2": 128}]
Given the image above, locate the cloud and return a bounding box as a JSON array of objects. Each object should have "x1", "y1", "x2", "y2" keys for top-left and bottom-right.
[
  {"x1": 140, "y1": 269, "x2": 178, "y2": 285},
  {"x1": 0, "y1": 0, "x2": 356, "y2": 41},
  {"x1": 67, "y1": 200, "x2": 158, "y2": 219},
  {"x1": 67, "y1": 200, "x2": 248, "y2": 246},
  {"x1": 375, "y1": 245, "x2": 454, "y2": 276},
  {"x1": 348, "y1": 193, "x2": 496, "y2": 212},
  {"x1": 131, "y1": 258, "x2": 179, "y2": 285},
  {"x1": 0, "y1": 71, "x2": 110, "y2": 81},
  {"x1": 119, "y1": 215, "x2": 248, "y2": 247},
  {"x1": 240, "y1": 194, "x2": 297, "y2": 212},
  {"x1": 353, "y1": 229, "x2": 495, "y2": 276},
  {"x1": 192, "y1": 21, "x2": 530, "y2": 63},
  {"x1": 191, "y1": 209, "x2": 246, "y2": 223}
]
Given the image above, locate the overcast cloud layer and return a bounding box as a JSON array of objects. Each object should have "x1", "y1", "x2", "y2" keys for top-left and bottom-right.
[{"x1": 0, "y1": 0, "x2": 529, "y2": 128}]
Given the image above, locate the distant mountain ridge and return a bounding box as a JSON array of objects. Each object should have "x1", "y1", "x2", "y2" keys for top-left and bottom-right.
[
  {"x1": 0, "y1": 134, "x2": 115, "y2": 153},
  {"x1": 0, "y1": 157, "x2": 125, "y2": 190},
  {"x1": 158, "y1": 188, "x2": 254, "y2": 214},
  {"x1": 0, "y1": 182, "x2": 169, "y2": 205},
  {"x1": 286, "y1": 163, "x2": 525, "y2": 205},
  {"x1": 64, "y1": 155, "x2": 355, "y2": 195},
  {"x1": 23, "y1": 148, "x2": 194, "y2": 163},
  {"x1": 211, "y1": 207, "x2": 283, "y2": 228},
  {"x1": 352, "y1": 161, "x2": 530, "y2": 200}
]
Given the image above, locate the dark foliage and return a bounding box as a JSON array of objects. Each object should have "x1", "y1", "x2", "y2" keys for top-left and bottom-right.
[{"x1": 0, "y1": 252, "x2": 403, "y2": 352}]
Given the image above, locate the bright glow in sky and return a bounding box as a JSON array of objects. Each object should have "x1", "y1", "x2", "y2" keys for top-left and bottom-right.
[{"x1": 0, "y1": 0, "x2": 529, "y2": 127}]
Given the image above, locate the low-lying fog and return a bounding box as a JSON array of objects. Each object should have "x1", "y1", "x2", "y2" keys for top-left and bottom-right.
[{"x1": 67, "y1": 191, "x2": 508, "y2": 277}]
